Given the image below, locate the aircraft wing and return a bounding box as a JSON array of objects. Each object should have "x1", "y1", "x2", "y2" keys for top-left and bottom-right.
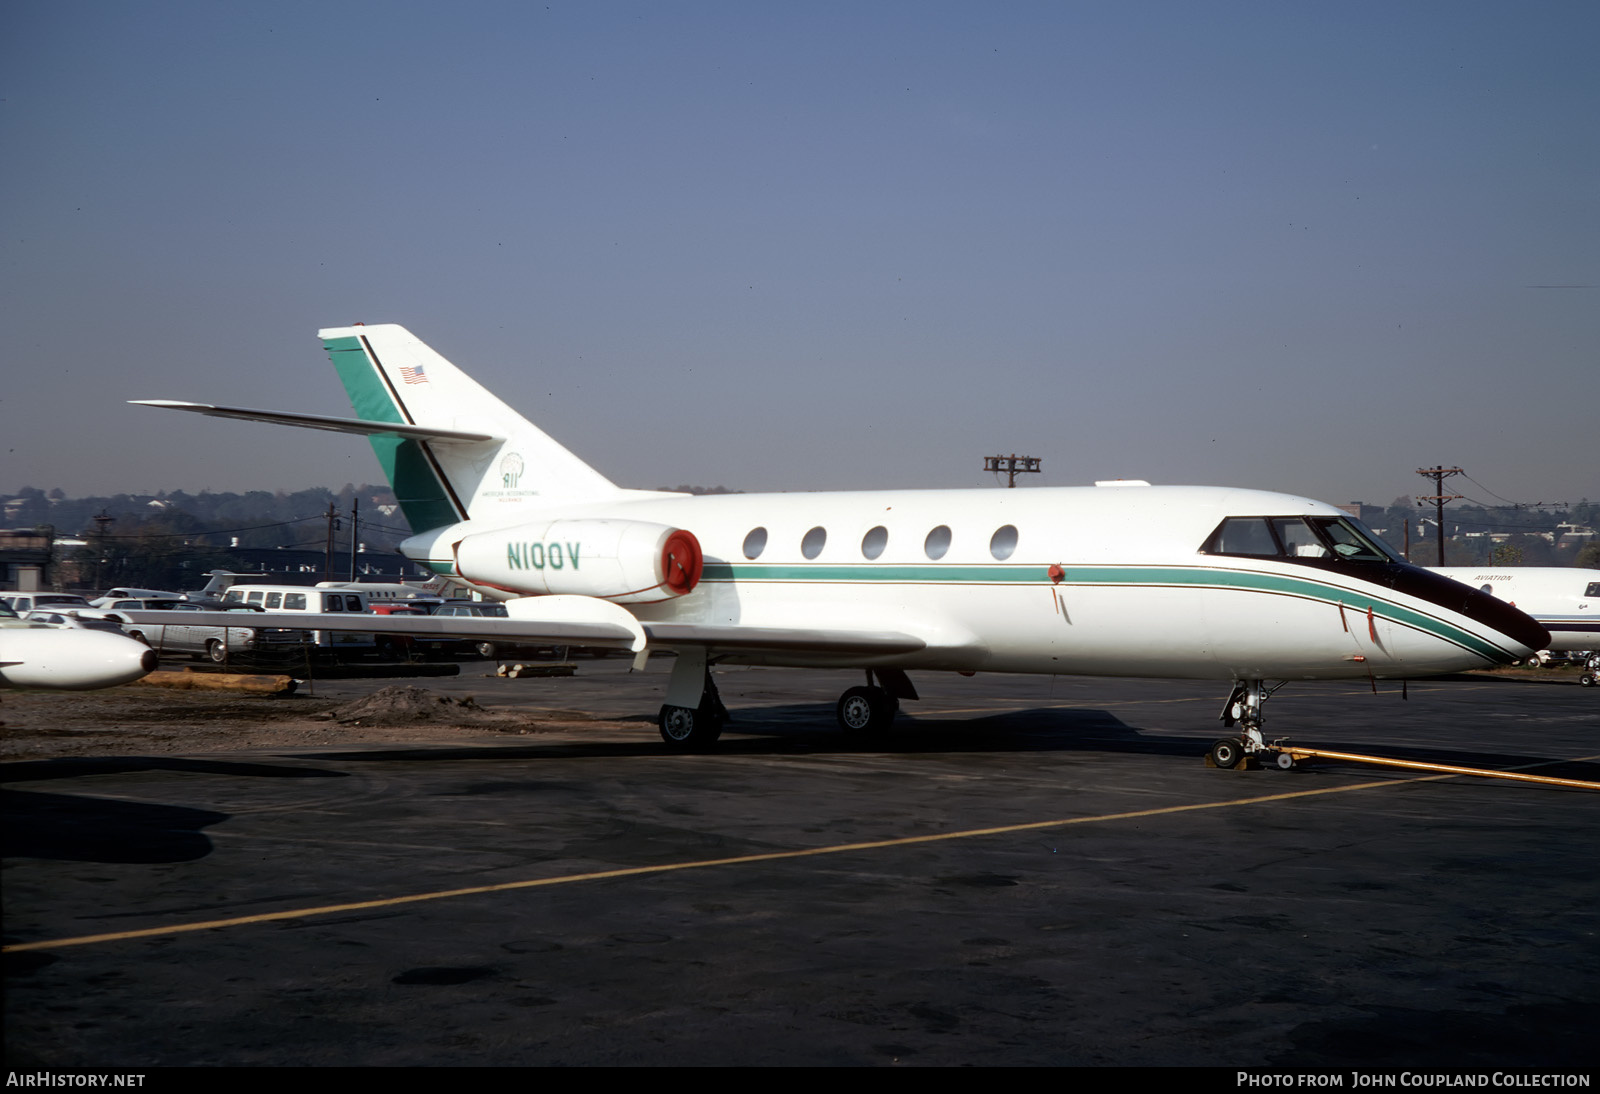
[
  {"x1": 115, "y1": 611, "x2": 930, "y2": 659},
  {"x1": 117, "y1": 610, "x2": 644, "y2": 650},
  {"x1": 129, "y1": 401, "x2": 499, "y2": 444}
]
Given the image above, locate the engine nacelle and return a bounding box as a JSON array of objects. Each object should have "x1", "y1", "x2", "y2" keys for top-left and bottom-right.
[
  {"x1": 0, "y1": 629, "x2": 159, "y2": 690},
  {"x1": 453, "y1": 518, "x2": 703, "y2": 604}
]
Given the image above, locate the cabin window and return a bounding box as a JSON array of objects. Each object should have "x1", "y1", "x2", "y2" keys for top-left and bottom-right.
[
  {"x1": 247, "y1": 591, "x2": 264, "y2": 605},
  {"x1": 924, "y1": 525, "x2": 951, "y2": 560},
  {"x1": 861, "y1": 526, "x2": 888, "y2": 560},
  {"x1": 284, "y1": 593, "x2": 307, "y2": 610},
  {"x1": 802, "y1": 526, "x2": 827, "y2": 560},
  {"x1": 743, "y1": 527, "x2": 767, "y2": 559},
  {"x1": 265, "y1": 592, "x2": 282, "y2": 609},
  {"x1": 990, "y1": 525, "x2": 1018, "y2": 560},
  {"x1": 1480, "y1": 585, "x2": 1495, "y2": 595}
]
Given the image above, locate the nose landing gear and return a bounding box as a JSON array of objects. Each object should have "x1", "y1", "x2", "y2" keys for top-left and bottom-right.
[{"x1": 1210, "y1": 679, "x2": 1298, "y2": 770}]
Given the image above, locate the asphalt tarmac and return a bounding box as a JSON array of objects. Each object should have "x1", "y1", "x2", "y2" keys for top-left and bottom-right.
[{"x1": 4, "y1": 663, "x2": 1597, "y2": 1068}]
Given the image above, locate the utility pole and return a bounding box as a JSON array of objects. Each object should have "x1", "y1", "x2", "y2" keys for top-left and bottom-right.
[
  {"x1": 323, "y1": 502, "x2": 340, "y2": 582},
  {"x1": 1415, "y1": 466, "x2": 1463, "y2": 566},
  {"x1": 983, "y1": 454, "x2": 1042, "y2": 488},
  {"x1": 91, "y1": 510, "x2": 115, "y2": 591},
  {"x1": 348, "y1": 496, "x2": 359, "y2": 582}
]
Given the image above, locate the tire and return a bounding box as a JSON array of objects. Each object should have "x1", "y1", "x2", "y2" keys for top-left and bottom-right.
[
  {"x1": 837, "y1": 686, "x2": 896, "y2": 735},
  {"x1": 658, "y1": 704, "x2": 723, "y2": 749},
  {"x1": 1581, "y1": 674, "x2": 1596, "y2": 688},
  {"x1": 206, "y1": 639, "x2": 227, "y2": 664},
  {"x1": 1209, "y1": 738, "x2": 1244, "y2": 769}
]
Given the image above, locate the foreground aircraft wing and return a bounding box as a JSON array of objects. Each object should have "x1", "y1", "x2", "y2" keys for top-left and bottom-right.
[
  {"x1": 129, "y1": 401, "x2": 499, "y2": 444},
  {"x1": 117, "y1": 610, "x2": 929, "y2": 659},
  {"x1": 119, "y1": 608, "x2": 644, "y2": 651}
]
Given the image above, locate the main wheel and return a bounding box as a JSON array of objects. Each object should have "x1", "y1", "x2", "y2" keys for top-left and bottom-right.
[
  {"x1": 658, "y1": 704, "x2": 723, "y2": 749},
  {"x1": 1209, "y1": 738, "x2": 1244, "y2": 769},
  {"x1": 206, "y1": 639, "x2": 228, "y2": 664},
  {"x1": 1581, "y1": 674, "x2": 1596, "y2": 688},
  {"x1": 837, "y1": 686, "x2": 896, "y2": 735}
]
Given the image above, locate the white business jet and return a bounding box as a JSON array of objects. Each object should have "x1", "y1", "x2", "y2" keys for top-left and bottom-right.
[
  {"x1": 131, "y1": 325, "x2": 1548, "y2": 765},
  {"x1": 1428, "y1": 567, "x2": 1599, "y2": 654},
  {"x1": 0, "y1": 605, "x2": 159, "y2": 690}
]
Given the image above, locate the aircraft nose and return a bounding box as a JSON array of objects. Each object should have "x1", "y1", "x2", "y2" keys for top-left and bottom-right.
[{"x1": 1408, "y1": 568, "x2": 1550, "y2": 661}]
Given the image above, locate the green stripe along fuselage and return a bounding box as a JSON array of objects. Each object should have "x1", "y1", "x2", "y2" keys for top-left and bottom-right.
[{"x1": 699, "y1": 560, "x2": 1510, "y2": 662}]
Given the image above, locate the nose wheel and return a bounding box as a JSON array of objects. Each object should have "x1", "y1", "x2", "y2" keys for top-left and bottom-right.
[{"x1": 1211, "y1": 679, "x2": 1296, "y2": 770}]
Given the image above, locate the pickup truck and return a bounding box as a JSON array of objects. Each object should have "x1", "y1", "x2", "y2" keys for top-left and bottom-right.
[{"x1": 105, "y1": 601, "x2": 312, "y2": 664}]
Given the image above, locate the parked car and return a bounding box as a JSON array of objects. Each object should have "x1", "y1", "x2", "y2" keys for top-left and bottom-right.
[
  {"x1": 20, "y1": 610, "x2": 131, "y2": 635},
  {"x1": 109, "y1": 601, "x2": 312, "y2": 664},
  {"x1": 89, "y1": 588, "x2": 183, "y2": 607},
  {"x1": 427, "y1": 601, "x2": 537, "y2": 659},
  {"x1": 1, "y1": 593, "x2": 96, "y2": 615},
  {"x1": 368, "y1": 603, "x2": 456, "y2": 659}
]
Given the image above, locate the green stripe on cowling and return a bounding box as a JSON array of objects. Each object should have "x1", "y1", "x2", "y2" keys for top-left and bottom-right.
[
  {"x1": 322, "y1": 336, "x2": 460, "y2": 534},
  {"x1": 699, "y1": 562, "x2": 1507, "y2": 661}
]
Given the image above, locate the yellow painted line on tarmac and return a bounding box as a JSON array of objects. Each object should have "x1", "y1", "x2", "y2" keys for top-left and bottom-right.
[
  {"x1": 11, "y1": 752, "x2": 1593, "y2": 955},
  {"x1": 0, "y1": 774, "x2": 1456, "y2": 954}
]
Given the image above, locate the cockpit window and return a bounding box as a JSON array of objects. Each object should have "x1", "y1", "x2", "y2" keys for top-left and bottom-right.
[
  {"x1": 1311, "y1": 517, "x2": 1398, "y2": 562},
  {"x1": 1201, "y1": 515, "x2": 1403, "y2": 564},
  {"x1": 1205, "y1": 518, "x2": 1278, "y2": 556},
  {"x1": 1272, "y1": 518, "x2": 1328, "y2": 558}
]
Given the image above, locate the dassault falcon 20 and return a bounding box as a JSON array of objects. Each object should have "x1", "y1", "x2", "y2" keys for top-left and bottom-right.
[{"x1": 132, "y1": 324, "x2": 1548, "y2": 765}]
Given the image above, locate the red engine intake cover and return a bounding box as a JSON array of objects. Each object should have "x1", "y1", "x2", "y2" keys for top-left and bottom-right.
[{"x1": 661, "y1": 530, "x2": 703, "y2": 595}]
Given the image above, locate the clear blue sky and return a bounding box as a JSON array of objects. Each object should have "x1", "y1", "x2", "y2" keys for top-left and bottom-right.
[{"x1": 3, "y1": 1, "x2": 1595, "y2": 512}]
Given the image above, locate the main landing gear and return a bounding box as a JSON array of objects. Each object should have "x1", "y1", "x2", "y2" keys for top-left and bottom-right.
[
  {"x1": 658, "y1": 648, "x2": 728, "y2": 749},
  {"x1": 835, "y1": 669, "x2": 917, "y2": 736},
  {"x1": 1210, "y1": 679, "x2": 1298, "y2": 770},
  {"x1": 657, "y1": 654, "x2": 921, "y2": 748}
]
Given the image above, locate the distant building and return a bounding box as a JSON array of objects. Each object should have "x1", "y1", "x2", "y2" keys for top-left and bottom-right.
[{"x1": 0, "y1": 530, "x2": 53, "y2": 592}]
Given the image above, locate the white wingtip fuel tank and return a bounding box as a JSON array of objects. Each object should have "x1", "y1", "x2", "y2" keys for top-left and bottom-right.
[
  {"x1": 0, "y1": 627, "x2": 160, "y2": 690},
  {"x1": 134, "y1": 323, "x2": 1552, "y2": 757}
]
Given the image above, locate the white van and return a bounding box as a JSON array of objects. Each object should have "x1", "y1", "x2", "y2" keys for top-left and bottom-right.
[{"x1": 219, "y1": 584, "x2": 376, "y2": 650}]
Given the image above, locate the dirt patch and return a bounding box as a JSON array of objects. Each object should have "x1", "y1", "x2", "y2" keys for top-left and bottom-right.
[
  {"x1": 315, "y1": 685, "x2": 488, "y2": 725},
  {"x1": 0, "y1": 684, "x2": 638, "y2": 760}
]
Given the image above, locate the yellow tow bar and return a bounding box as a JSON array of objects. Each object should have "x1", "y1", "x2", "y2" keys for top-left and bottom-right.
[{"x1": 1277, "y1": 746, "x2": 1600, "y2": 791}]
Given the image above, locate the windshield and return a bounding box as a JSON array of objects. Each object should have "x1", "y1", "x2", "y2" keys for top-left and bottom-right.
[{"x1": 1201, "y1": 515, "x2": 1404, "y2": 564}]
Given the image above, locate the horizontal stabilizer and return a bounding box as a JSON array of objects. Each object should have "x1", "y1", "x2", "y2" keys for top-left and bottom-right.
[{"x1": 129, "y1": 401, "x2": 499, "y2": 444}]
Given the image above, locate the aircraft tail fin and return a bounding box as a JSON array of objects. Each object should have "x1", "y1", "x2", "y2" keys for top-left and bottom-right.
[{"x1": 318, "y1": 324, "x2": 621, "y2": 531}]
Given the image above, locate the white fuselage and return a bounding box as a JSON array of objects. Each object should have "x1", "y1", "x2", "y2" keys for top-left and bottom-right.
[{"x1": 401, "y1": 484, "x2": 1544, "y2": 681}]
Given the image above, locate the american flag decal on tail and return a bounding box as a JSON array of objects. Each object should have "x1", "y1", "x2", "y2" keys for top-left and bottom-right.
[{"x1": 399, "y1": 364, "x2": 428, "y2": 385}]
